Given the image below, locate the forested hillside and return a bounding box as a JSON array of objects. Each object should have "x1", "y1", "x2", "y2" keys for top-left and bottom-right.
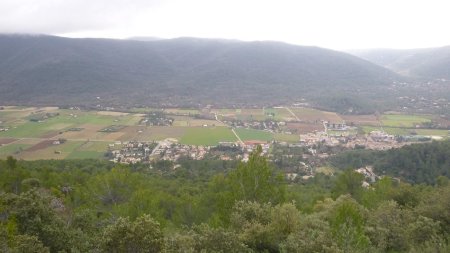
[
  {"x1": 331, "y1": 140, "x2": 450, "y2": 184},
  {"x1": 1, "y1": 146, "x2": 449, "y2": 252},
  {"x1": 0, "y1": 35, "x2": 400, "y2": 113},
  {"x1": 351, "y1": 46, "x2": 450, "y2": 79}
]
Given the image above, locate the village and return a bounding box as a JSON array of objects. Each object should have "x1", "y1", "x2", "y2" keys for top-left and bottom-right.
[
  {"x1": 107, "y1": 138, "x2": 271, "y2": 164},
  {"x1": 106, "y1": 118, "x2": 418, "y2": 167},
  {"x1": 1, "y1": 105, "x2": 447, "y2": 170}
]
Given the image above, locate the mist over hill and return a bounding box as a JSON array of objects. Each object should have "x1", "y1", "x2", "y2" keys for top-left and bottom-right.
[
  {"x1": 0, "y1": 35, "x2": 402, "y2": 113},
  {"x1": 350, "y1": 46, "x2": 450, "y2": 79}
]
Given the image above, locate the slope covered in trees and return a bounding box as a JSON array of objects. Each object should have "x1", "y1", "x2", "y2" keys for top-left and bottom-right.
[
  {"x1": 1, "y1": 147, "x2": 450, "y2": 252},
  {"x1": 330, "y1": 140, "x2": 450, "y2": 184},
  {"x1": 0, "y1": 34, "x2": 400, "y2": 113}
]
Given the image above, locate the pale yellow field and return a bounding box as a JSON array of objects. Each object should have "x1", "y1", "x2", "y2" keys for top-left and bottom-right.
[{"x1": 96, "y1": 111, "x2": 129, "y2": 116}]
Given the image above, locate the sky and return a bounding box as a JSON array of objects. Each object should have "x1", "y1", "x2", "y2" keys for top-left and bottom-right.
[{"x1": 1, "y1": 0, "x2": 450, "y2": 50}]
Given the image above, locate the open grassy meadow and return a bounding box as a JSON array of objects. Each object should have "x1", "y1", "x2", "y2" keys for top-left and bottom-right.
[
  {"x1": 0, "y1": 143, "x2": 31, "y2": 159},
  {"x1": 289, "y1": 107, "x2": 343, "y2": 122},
  {"x1": 341, "y1": 114, "x2": 380, "y2": 126},
  {"x1": 381, "y1": 114, "x2": 431, "y2": 128},
  {"x1": 234, "y1": 128, "x2": 273, "y2": 141},
  {"x1": 361, "y1": 125, "x2": 449, "y2": 137},
  {"x1": 180, "y1": 127, "x2": 237, "y2": 145},
  {"x1": 269, "y1": 108, "x2": 295, "y2": 121},
  {"x1": 66, "y1": 141, "x2": 111, "y2": 159},
  {"x1": 273, "y1": 133, "x2": 299, "y2": 142}
]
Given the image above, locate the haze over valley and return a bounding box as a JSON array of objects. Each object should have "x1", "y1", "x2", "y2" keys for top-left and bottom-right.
[{"x1": 1, "y1": 1, "x2": 450, "y2": 252}]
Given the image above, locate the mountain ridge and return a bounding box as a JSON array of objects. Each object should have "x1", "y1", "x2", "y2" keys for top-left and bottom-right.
[{"x1": 0, "y1": 34, "x2": 401, "y2": 113}]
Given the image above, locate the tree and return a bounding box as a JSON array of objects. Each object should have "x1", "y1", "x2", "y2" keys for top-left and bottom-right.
[
  {"x1": 332, "y1": 169, "x2": 365, "y2": 202},
  {"x1": 101, "y1": 214, "x2": 164, "y2": 253},
  {"x1": 6, "y1": 156, "x2": 17, "y2": 170},
  {"x1": 209, "y1": 146, "x2": 285, "y2": 225},
  {"x1": 415, "y1": 184, "x2": 450, "y2": 234},
  {"x1": 280, "y1": 215, "x2": 340, "y2": 253},
  {"x1": 10, "y1": 235, "x2": 50, "y2": 253},
  {"x1": 366, "y1": 200, "x2": 412, "y2": 251},
  {"x1": 1, "y1": 157, "x2": 28, "y2": 194},
  {"x1": 319, "y1": 196, "x2": 370, "y2": 252},
  {"x1": 332, "y1": 203, "x2": 369, "y2": 252},
  {"x1": 227, "y1": 145, "x2": 285, "y2": 204},
  {"x1": 1, "y1": 190, "x2": 71, "y2": 252},
  {"x1": 230, "y1": 201, "x2": 274, "y2": 252},
  {"x1": 269, "y1": 202, "x2": 301, "y2": 243}
]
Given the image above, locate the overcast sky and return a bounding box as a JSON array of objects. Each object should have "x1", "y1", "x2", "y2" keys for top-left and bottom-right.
[{"x1": 1, "y1": 0, "x2": 450, "y2": 50}]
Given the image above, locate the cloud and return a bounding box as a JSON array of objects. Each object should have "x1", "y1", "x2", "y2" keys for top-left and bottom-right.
[
  {"x1": 1, "y1": 0, "x2": 450, "y2": 49},
  {"x1": 0, "y1": 0, "x2": 165, "y2": 34}
]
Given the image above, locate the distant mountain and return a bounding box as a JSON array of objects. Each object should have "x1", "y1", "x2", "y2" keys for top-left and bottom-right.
[
  {"x1": 0, "y1": 35, "x2": 401, "y2": 112},
  {"x1": 350, "y1": 46, "x2": 450, "y2": 79},
  {"x1": 127, "y1": 36, "x2": 165, "y2": 41}
]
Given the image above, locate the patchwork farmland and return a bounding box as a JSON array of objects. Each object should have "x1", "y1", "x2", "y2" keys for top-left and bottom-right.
[{"x1": 0, "y1": 106, "x2": 448, "y2": 160}]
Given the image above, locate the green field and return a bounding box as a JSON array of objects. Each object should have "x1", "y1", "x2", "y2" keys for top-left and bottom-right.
[
  {"x1": 290, "y1": 107, "x2": 343, "y2": 122},
  {"x1": 362, "y1": 125, "x2": 449, "y2": 137},
  {"x1": 274, "y1": 133, "x2": 299, "y2": 142},
  {"x1": 65, "y1": 141, "x2": 113, "y2": 159},
  {"x1": 1, "y1": 106, "x2": 447, "y2": 160},
  {"x1": 67, "y1": 151, "x2": 105, "y2": 159},
  {"x1": 180, "y1": 127, "x2": 237, "y2": 145},
  {"x1": 0, "y1": 143, "x2": 31, "y2": 158},
  {"x1": 414, "y1": 129, "x2": 449, "y2": 136},
  {"x1": 263, "y1": 108, "x2": 293, "y2": 121},
  {"x1": 14, "y1": 141, "x2": 84, "y2": 160},
  {"x1": 129, "y1": 107, "x2": 160, "y2": 113},
  {"x1": 236, "y1": 109, "x2": 266, "y2": 121},
  {"x1": 381, "y1": 114, "x2": 431, "y2": 128},
  {"x1": 0, "y1": 110, "x2": 142, "y2": 139},
  {"x1": 235, "y1": 128, "x2": 273, "y2": 141}
]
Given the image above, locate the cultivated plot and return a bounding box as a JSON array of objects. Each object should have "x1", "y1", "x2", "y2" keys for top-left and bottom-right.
[
  {"x1": 234, "y1": 128, "x2": 273, "y2": 142},
  {"x1": 289, "y1": 107, "x2": 343, "y2": 123},
  {"x1": 381, "y1": 114, "x2": 431, "y2": 128},
  {"x1": 180, "y1": 127, "x2": 237, "y2": 146}
]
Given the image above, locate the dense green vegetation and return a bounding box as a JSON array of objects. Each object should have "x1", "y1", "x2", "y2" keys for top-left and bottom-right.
[
  {"x1": 331, "y1": 140, "x2": 450, "y2": 184},
  {"x1": 1, "y1": 143, "x2": 449, "y2": 252}
]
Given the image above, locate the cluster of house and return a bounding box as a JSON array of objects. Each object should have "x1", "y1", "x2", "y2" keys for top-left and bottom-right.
[
  {"x1": 355, "y1": 166, "x2": 380, "y2": 187},
  {"x1": 241, "y1": 141, "x2": 270, "y2": 162},
  {"x1": 297, "y1": 121, "x2": 410, "y2": 151},
  {"x1": 369, "y1": 130, "x2": 395, "y2": 142},
  {"x1": 108, "y1": 141, "x2": 155, "y2": 164},
  {"x1": 355, "y1": 166, "x2": 379, "y2": 182},
  {"x1": 151, "y1": 140, "x2": 209, "y2": 161},
  {"x1": 325, "y1": 122, "x2": 349, "y2": 130},
  {"x1": 140, "y1": 115, "x2": 173, "y2": 126},
  {"x1": 226, "y1": 120, "x2": 285, "y2": 133},
  {"x1": 107, "y1": 137, "x2": 276, "y2": 164},
  {"x1": 285, "y1": 161, "x2": 314, "y2": 181},
  {"x1": 299, "y1": 132, "x2": 328, "y2": 146}
]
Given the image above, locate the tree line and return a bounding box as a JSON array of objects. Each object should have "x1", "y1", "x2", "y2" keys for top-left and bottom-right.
[
  {"x1": 330, "y1": 140, "x2": 450, "y2": 184},
  {"x1": 0, "y1": 145, "x2": 449, "y2": 252}
]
